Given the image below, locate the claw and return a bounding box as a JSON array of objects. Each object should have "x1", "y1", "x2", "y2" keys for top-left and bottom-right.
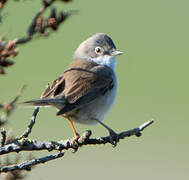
[
  {"x1": 109, "y1": 130, "x2": 119, "y2": 147},
  {"x1": 71, "y1": 133, "x2": 80, "y2": 152},
  {"x1": 92, "y1": 118, "x2": 119, "y2": 147}
]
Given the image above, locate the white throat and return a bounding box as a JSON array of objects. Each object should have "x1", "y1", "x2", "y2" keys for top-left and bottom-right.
[{"x1": 90, "y1": 55, "x2": 117, "y2": 71}]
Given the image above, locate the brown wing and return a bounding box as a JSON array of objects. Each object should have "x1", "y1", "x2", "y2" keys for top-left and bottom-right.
[
  {"x1": 41, "y1": 75, "x2": 66, "y2": 99},
  {"x1": 41, "y1": 58, "x2": 97, "y2": 99},
  {"x1": 41, "y1": 59, "x2": 114, "y2": 115}
]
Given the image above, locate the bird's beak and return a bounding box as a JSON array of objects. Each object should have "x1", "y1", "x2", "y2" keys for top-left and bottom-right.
[{"x1": 111, "y1": 50, "x2": 124, "y2": 56}]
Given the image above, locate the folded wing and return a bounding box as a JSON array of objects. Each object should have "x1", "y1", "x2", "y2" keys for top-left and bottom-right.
[{"x1": 41, "y1": 63, "x2": 114, "y2": 116}]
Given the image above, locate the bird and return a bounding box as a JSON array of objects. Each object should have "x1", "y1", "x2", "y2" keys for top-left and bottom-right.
[{"x1": 24, "y1": 33, "x2": 123, "y2": 145}]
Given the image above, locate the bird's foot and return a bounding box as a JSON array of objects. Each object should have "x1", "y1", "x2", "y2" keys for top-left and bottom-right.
[
  {"x1": 108, "y1": 130, "x2": 119, "y2": 147},
  {"x1": 71, "y1": 132, "x2": 80, "y2": 152}
]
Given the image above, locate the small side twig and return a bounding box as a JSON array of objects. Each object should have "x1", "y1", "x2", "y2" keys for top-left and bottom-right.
[
  {"x1": 9, "y1": 85, "x2": 26, "y2": 105},
  {"x1": 0, "y1": 152, "x2": 64, "y2": 172},
  {"x1": 0, "y1": 85, "x2": 26, "y2": 125},
  {"x1": 19, "y1": 107, "x2": 40, "y2": 139},
  {"x1": 1, "y1": 128, "x2": 6, "y2": 147}
]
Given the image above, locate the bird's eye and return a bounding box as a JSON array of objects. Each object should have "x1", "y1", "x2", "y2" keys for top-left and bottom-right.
[{"x1": 95, "y1": 46, "x2": 102, "y2": 54}]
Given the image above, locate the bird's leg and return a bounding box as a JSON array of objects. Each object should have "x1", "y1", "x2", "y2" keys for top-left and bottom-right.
[
  {"x1": 67, "y1": 118, "x2": 80, "y2": 143},
  {"x1": 93, "y1": 118, "x2": 119, "y2": 147}
]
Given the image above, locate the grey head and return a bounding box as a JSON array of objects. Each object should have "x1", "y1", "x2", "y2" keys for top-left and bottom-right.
[{"x1": 73, "y1": 33, "x2": 123, "y2": 60}]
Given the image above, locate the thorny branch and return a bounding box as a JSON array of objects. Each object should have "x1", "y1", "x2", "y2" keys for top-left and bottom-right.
[
  {"x1": 0, "y1": 85, "x2": 26, "y2": 126},
  {"x1": 0, "y1": 0, "x2": 73, "y2": 74},
  {"x1": 0, "y1": 105, "x2": 154, "y2": 173},
  {"x1": 16, "y1": 0, "x2": 73, "y2": 44}
]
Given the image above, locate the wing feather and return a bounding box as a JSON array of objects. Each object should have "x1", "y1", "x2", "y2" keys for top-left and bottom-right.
[{"x1": 41, "y1": 60, "x2": 114, "y2": 115}]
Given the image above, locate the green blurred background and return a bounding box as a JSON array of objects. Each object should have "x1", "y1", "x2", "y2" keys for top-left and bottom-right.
[{"x1": 1, "y1": 0, "x2": 189, "y2": 179}]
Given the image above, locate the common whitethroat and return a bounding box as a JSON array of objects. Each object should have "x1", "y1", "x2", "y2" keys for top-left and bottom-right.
[{"x1": 24, "y1": 33, "x2": 123, "y2": 145}]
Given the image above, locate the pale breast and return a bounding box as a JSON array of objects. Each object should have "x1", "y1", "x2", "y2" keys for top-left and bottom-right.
[{"x1": 70, "y1": 75, "x2": 117, "y2": 125}]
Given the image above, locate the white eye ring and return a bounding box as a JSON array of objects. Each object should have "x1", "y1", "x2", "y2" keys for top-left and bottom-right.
[{"x1": 95, "y1": 46, "x2": 102, "y2": 54}]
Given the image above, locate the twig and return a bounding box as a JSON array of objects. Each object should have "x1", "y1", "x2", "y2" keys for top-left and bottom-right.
[
  {"x1": 139, "y1": 120, "x2": 154, "y2": 131},
  {"x1": 19, "y1": 107, "x2": 40, "y2": 139},
  {"x1": 0, "y1": 85, "x2": 26, "y2": 124},
  {"x1": 0, "y1": 152, "x2": 64, "y2": 172},
  {"x1": 9, "y1": 85, "x2": 26, "y2": 105},
  {"x1": 0, "y1": 120, "x2": 154, "y2": 156},
  {"x1": 0, "y1": 0, "x2": 73, "y2": 74},
  {"x1": 15, "y1": 0, "x2": 73, "y2": 45},
  {"x1": 1, "y1": 128, "x2": 6, "y2": 147}
]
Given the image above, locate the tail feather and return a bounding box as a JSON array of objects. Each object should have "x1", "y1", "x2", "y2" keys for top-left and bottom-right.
[{"x1": 23, "y1": 98, "x2": 65, "y2": 107}]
